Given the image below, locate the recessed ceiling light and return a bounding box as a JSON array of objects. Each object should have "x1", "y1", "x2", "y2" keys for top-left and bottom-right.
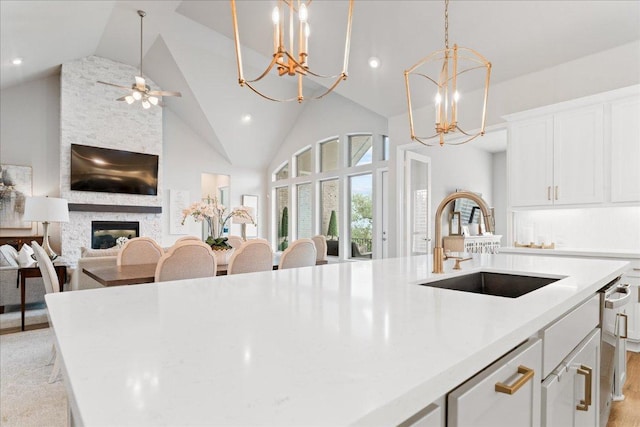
[
  {"x1": 12, "y1": 57, "x2": 23, "y2": 65},
  {"x1": 241, "y1": 114, "x2": 252, "y2": 123},
  {"x1": 368, "y1": 57, "x2": 380, "y2": 69}
]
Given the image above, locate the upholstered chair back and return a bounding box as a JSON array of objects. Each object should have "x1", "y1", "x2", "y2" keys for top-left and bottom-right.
[
  {"x1": 31, "y1": 241, "x2": 60, "y2": 294},
  {"x1": 155, "y1": 241, "x2": 217, "y2": 282},
  {"x1": 117, "y1": 237, "x2": 164, "y2": 266},
  {"x1": 227, "y1": 239, "x2": 273, "y2": 275},
  {"x1": 278, "y1": 239, "x2": 317, "y2": 270},
  {"x1": 227, "y1": 235, "x2": 245, "y2": 249},
  {"x1": 175, "y1": 235, "x2": 202, "y2": 243},
  {"x1": 311, "y1": 235, "x2": 328, "y2": 262}
]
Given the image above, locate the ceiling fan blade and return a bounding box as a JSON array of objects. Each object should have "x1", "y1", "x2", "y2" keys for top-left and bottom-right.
[
  {"x1": 97, "y1": 81, "x2": 130, "y2": 90},
  {"x1": 134, "y1": 76, "x2": 146, "y2": 91},
  {"x1": 147, "y1": 90, "x2": 182, "y2": 97}
]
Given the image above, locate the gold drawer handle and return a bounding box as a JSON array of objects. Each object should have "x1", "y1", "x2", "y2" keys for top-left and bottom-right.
[
  {"x1": 495, "y1": 365, "x2": 534, "y2": 395},
  {"x1": 619, "y1": 313, "x2": 628, "y2": 339},
  {"x1": 576, "y1": 365, "x2": 592, "y2": 411}
]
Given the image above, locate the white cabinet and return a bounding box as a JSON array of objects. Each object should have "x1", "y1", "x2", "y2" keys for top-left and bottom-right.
[
  {"x1": 542, "y1": 328, "x2": 600, "y2": 427},
  {"x1": 623, "y1": 267, "x2": 640, "y2": 351},
  {"x1": 448, "y1": 338, "x2": 542, "y2": 427},
  {"x1": 553, "y1": 106, "x2": 604, "y2": 205},
  {"x1": 508, "y1": 106, "x2": 604, "y2": 207},
  {"x1": 611, "y1": 95, "x2": 640, "y2": 202}
]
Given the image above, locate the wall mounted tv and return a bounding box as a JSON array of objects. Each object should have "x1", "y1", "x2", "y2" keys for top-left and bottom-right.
[{"x1": 70, "y1": 144, "x2": 159, "y2": 196}]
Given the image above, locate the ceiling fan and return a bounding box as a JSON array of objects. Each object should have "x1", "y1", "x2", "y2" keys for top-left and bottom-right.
[{"x1": 98, "y1": 10, "x2": 181, "y2": 109}]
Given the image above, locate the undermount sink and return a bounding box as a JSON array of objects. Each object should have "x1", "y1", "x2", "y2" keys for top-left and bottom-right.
[{"x1": 419, "y1": 272, "x2": 562, "y2": 298}]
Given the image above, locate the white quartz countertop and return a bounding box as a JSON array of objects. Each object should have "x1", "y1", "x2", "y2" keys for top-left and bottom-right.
[{"x1": 46, "y1": 254, "x2": 629, "y2": 426}]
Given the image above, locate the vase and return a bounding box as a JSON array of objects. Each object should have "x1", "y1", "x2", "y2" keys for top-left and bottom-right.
[{"x1": 212, "y1": 247, "x2": 234, "y2": 266}]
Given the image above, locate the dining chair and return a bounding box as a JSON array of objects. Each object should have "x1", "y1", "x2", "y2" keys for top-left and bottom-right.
[
  {"x1": 175, "y1": 235, "x2": 202, "y2": 243},
  {"x1": 278, "y1": 238, "x2": 317, "y2": 270},
  {"x1": 227, "y1": 238, "x2": 273, "y2": 275},
  {"x1": 154, "y1": 241, "x2": 217, "y2": 282},
  {"x1": 117, "y1": 237, "x2": 164, "y2": 266},
  {"x1": 311, "y1": 235, "x2": 328, "y2": 262},
  {"x1": 227, "y1": 235, "x2": 244, "y2": 249},
  {"x1": 31, "y1": 241, "x2": 62, "y2": 383}
]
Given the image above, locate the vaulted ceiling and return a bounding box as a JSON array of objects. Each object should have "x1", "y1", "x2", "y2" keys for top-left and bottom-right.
[{"x1": 2, "y1": 1, "x2": 639, "y2": 167}]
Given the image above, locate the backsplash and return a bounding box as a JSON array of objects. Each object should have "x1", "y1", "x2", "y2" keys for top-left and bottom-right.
[
  {"x1": 513, "y1": 206, "x2": 640, "y2": 252},
  {"x1": 59, "y1": 56, "x2": 163, "y2": 262}
]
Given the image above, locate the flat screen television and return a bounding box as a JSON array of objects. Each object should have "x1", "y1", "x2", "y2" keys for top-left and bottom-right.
[{"x1": 70, "y1": 144, "x2": 159, "y2": 196}]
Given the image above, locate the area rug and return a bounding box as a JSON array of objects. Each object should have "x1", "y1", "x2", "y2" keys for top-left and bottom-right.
[
  {"x1": 0, "y1": 328, "x2": 67, "y2": 426},
  {"x1": 0, "y1": 308, "x2": 48, "y2": 331}
]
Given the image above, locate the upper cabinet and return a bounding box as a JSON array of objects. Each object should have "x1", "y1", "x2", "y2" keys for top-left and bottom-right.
[
  {"x1": 507, "y1": 86, "x2": 639, "y2": 208},
  {"x1": 611, "y1": 96, "x2": 640, "y2": 202}
]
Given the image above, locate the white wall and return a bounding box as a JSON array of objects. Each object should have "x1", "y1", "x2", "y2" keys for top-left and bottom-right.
[
  {"x1": 0, "y1": 74, "x2": 61, "y2": 246},
  {"x1": 162, "y1": 108, "x2": 265, "y2": 245}
]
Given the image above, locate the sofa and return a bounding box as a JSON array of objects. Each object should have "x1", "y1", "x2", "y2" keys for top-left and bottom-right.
[
  {"x1": 0, "y1": 243, "x2": 47, "y2": 312},
  {"x1": 70, "y1": 247, "x2": 120, "y2": 291}
]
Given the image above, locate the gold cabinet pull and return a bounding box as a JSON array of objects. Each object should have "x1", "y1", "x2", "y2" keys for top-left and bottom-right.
[
  {"x1": 619, "y1": 313, "x2": 628, "y2": 339},
  {"x1": 495, "y1": 365, "x2": 534, "y2": 395},
  {"x1": 576, "y1": 365, "x2": 592, "y2": 411},
  {"x1": 555, "y1": 186, "x2": 559, "y2": 200},
  {"x1": 547, "y1": 186, "x2": 551, "y2": 201}
]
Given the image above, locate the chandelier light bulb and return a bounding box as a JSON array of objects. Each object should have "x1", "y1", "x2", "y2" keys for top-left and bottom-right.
[
  {"x1": 148, "y1": 96, "x2": 159, "y2": 106},
  {"x1": 132, "y1": 91, "x2": 142, "y2": 101},
  {"x1": 299, "y1": 4, "x2": 308, "y2": 22},
  {"x1": 272, "y1": 6, "x2": 280, "y2": 24},
  {"x1": 142, "y1": 100, "x2": 151, "y2": 109},
  {"x1": 125, "y1": 95, "x2": 135, "y2": 104}
]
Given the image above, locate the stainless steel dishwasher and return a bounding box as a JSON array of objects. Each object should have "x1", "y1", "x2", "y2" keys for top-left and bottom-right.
[{"x1": 599, "y1": 276, "x2": 631, "y2": 427}]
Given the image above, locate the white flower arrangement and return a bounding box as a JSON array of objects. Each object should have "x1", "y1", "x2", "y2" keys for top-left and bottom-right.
[{"x1": 116, "y1": 236, "x2": 129, "y2": 247}]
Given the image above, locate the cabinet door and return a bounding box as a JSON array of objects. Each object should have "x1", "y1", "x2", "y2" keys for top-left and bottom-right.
[
  {"x1": 542, "y1": 328, "x2": 600, "y2": 427},
  {"x1": 611, "y1": 96, "x2": 640, "y2": 202},
  {"x1": 448, "y1": 338, "x2": 541, "y2": 427},
  {"x1": 509, "y1": 117, "x2": 554, "y2": 207},
  {"x1": 624, "y1": 271, "x2": 640, "y2": 342},
  {"x1": 553, "y1": 106, "x2": 604, "y2": 205}
]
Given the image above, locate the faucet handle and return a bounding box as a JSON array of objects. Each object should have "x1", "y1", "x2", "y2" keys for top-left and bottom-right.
[{"x1": 452, "y1": 257, "x2": 472, "y2": 270}]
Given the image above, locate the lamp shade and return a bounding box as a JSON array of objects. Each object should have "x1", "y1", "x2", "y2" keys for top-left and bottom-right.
[
  {"x1": 232, "y1": 206, "x2": 255, "y2": 224},
  {"x1": 23, "y1": 196, "x2": 69, "y2": 223}
]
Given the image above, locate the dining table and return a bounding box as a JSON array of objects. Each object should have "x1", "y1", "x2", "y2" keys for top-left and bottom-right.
[{"x1": 83, "y1": 259, "x2": 328, "y2": 287}]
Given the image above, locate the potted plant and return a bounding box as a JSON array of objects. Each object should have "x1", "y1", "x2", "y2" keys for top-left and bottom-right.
[
  {"x1": 181, "y1": 196, "x2": 254, "y2": 251},
  {"x1": 327, "y1": 209, "x2": 338, "y2": 240},
  {"x1": 278, "y1": 206, "x2": 288, "y2": 251}
]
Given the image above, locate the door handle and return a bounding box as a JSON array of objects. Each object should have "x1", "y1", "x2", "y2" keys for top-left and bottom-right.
[
  {"x1": 495, "y1": 365, "x2": 534, "y2": 395},
  {"x1": 576, "y1": 365, "x2": 592, "y2": 411}
]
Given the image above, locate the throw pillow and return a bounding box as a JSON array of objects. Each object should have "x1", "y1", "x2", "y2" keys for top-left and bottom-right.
[
  {"x1": 80, "y1": 246, "x2": 121, "y2": 258},
  {"x1": 18, "y1": 244, "x2": 37, "y2": 268},
  {"x1": 0, "y1": 244, "x2": 19, "y2": 267}
]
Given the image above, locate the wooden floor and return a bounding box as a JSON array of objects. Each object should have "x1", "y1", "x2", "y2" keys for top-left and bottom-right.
[{"x1": 607, "y1": 351, "x2": 640, "y2": 427}]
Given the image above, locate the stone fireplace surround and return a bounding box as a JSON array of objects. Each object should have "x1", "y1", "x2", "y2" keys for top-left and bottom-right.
[{"x1": 59, "y1": 56, "x2": 163, "y2": 262}]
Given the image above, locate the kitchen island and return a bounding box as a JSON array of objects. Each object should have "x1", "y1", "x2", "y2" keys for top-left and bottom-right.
[{"x1": 45, "y1": 253, "x2": 629, "y2": 426}]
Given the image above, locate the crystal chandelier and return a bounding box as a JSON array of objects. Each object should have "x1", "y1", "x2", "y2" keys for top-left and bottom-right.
[
  {"x1": 404, "y1": 0, "x2": 491, "y2": 146},
  {"x1": 230, "y1": 0, "x2": 354, "y2": 103}
]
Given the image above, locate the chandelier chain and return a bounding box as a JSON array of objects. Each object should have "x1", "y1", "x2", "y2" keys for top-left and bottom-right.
[{"x1": 444, "y1": 0, "x2": 449, "y2": 49}]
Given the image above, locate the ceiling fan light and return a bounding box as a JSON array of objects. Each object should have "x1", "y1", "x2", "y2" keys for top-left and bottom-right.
[
  {"x1": 148, "y1": 96, "x2": 158, "y2": 106},
  {"x1": 132, "y1": 91, "x2": 142, "y2": 101},
  {"x1": 142, "y1": 100, "x2": 151, "y2": 109},
  {"x1": 125, "y1": 95, "x2": 135, "y2": 104}
]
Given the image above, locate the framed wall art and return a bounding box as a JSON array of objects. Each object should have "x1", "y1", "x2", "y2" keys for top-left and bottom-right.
[{"x1": 0, "y1": 164, "x2": 32, "y2": 229}]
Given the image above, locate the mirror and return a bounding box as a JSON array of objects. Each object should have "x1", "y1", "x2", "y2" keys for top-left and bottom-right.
[{"x1": 201, "y1": 173, "x2": 230, "y2": 236}]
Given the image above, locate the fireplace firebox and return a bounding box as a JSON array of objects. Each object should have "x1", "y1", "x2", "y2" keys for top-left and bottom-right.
[{"x1": 91, "y1": 221, "x2": 139, "y2": 249}]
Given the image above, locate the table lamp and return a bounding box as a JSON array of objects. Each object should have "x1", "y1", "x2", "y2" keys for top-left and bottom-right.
[
  {"x1": 23, "y1": 196, "x2": 69, "y2": 260},
  {"x1": 232, "y1": 206, "x2": 255, "y2": 241}
]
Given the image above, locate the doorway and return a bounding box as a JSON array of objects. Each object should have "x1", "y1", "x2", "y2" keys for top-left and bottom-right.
[{"x1": 398, "y1": 150, "x2": 431, "y2": 257}]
